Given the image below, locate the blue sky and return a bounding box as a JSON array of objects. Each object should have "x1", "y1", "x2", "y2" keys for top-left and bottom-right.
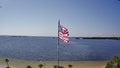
[{"x1": 0, "y1": 0, "x2": 120, "y2": 37}]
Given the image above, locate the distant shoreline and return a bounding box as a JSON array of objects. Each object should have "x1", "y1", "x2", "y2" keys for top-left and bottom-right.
[
  {"x1": 0, "y1": 35, "x2": 120, "y2": 40},
  {"x1": 75, "y1": 37, "x2": 120, "y2": 40}
]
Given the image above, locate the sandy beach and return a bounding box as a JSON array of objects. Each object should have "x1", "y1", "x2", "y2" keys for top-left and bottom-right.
[{"x1": 0, "y1": 58, "x2": 107, "y2": 68}]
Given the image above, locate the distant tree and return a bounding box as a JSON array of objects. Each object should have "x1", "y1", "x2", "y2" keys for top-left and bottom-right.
[
  {"x1": 26, "y1": 65, "x2": 32, "y2": 68},
  {"x1": 38, "y1": 64, "x2": 43, "y2": 68},
  {"x1": 68, "y1": 64, "x2": 73, "y2": 68},
  {"x1": 5, "y1": 59, "x2": 10, "y2": 68}
]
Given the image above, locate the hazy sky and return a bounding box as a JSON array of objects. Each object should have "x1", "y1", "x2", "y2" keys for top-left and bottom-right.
[{"x1": 0, "y1": 0, "x2": 120, "y2": 37}]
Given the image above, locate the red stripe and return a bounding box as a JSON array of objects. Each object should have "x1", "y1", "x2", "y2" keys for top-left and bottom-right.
[{"x1": 59, "y1": 24, "x2": 69, "y2": 44}]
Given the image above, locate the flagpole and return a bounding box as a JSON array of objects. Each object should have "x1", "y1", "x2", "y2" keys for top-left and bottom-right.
[
  {"x1": 57, "y1": 20, "x2": 69, "y2": 68},
  {"x1": 57, "y1": 20, "x2": 60, "y2": 68}
]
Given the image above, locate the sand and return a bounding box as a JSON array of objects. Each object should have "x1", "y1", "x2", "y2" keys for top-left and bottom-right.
[{"x1": 0, "y1": 58, "x2": 107, "y2": 68}]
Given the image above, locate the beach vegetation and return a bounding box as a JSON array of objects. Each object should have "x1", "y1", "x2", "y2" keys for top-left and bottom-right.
[
  {"x1": 117, "y1": 59, "x2": 120, "y2": 68},
  {"x1": 26, "y1": 65, "x2": 32, "y2": 68},
  {"x1": 68, "y1": 64, "x2": 73, "y2": 68},
  {"x1": 38, "y1": 64, "x2": 43, "y2": 68},
  {"x1": 6, "y1": 67, "x2": 10, "y2": 68},
  {"x1": 105, "y1": 56, "x2": 120, "y2": 68},
  {"x1": 5, "y1": 58, "x2": 10, "y2": 68}
]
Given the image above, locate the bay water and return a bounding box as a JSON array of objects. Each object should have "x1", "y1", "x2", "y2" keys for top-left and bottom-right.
[{"x1": 0, "y1": 36, "x2": 120, "y2": 61}]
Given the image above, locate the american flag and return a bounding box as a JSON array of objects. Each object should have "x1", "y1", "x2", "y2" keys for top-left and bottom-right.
[{"x1": 58, "y1": 21, "x2": 70, "y2": 44}]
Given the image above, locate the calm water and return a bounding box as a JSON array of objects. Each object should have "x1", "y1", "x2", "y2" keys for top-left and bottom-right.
[{"x1": 0, "y1": 36, "x2": 120, "y2": 61}]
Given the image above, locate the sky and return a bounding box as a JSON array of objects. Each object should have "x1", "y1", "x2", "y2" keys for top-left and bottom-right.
[{"x1": 0, "y1": 0, "x2": 120, "y2": 37}]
